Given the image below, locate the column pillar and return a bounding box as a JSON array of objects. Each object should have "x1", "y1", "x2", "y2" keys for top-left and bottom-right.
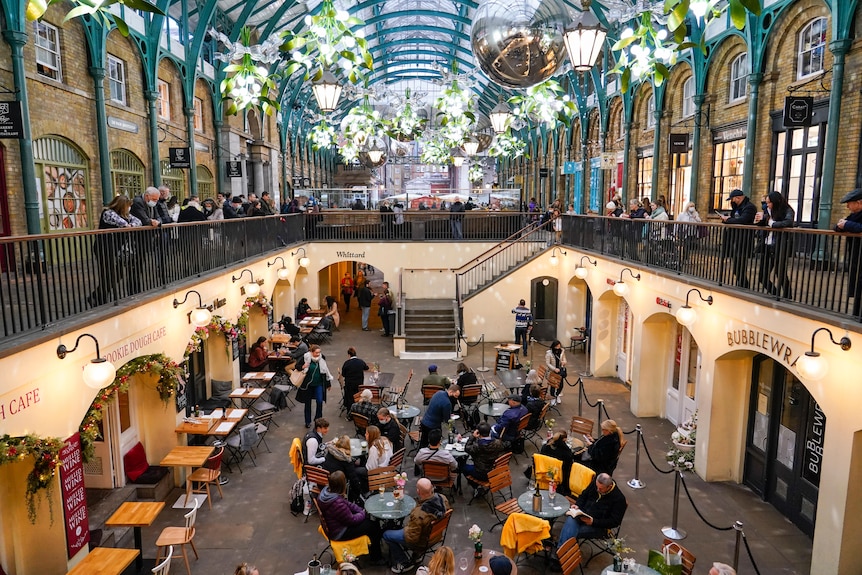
[
  {"x1": 650, "y1": 109, "x2": 662, "y2": 199},
  {"x1": 145, "y1": 90, "x2": 162, "y2": 186},
  {"x1": 184, "y1": 106, "x2": 198, "y2": 194},
  {"x1": 622, "y1": 122, "x2": 632, "y2": 203},
  {"x1": 741, "y1": 72, "x2": 763, "y2": 196},
  {"x1": 88, "y1": 66, "x2": 113, "y2": 204},
  {"x1": 818, "y1": 39, "x2": 851, "y2": 228},
  {"x1": 689, "y1": 94, "x2": 707, "y2": 203}
]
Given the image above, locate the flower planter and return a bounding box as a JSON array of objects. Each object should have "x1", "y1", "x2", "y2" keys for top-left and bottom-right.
[{"x1": 672, "y1": 441, "x2": 695, "y2": 452}]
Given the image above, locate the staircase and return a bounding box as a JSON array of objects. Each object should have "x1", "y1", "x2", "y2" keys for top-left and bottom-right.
[
  {"x1": 401, "y1": 299, "x2": 458, "y2": 359},
  {"x1": 455, "y1": 222, "x2": 551, "y2": 303}
]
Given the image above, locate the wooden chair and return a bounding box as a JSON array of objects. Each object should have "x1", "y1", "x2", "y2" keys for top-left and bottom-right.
[
  {"x1": 532, "y1": 453, "x2": 563, "y2": 490},
  {"x1": 358, "y1": 385, "x2": 382, "y2": 404},
  {"x1": 523, "y1": 401, "x2": 551, "y2": 450},
  {"x1": 155, "y1": 498, "x2": 199, "y2": 575},
  {"x1": 250, "y1": 411, "x2": 274, "y2": 453},
  {"x1": 569, "y1": 416, "x2": 595, "y2": 439},
  {"x1": 385, "y1": 369, "x2": 413, "y2": 406},
  {"x1": 662, "y1": 539, "x2": 696, "y2": 575},
  {"x1": 558, "y1": 538, "x2": 584, "y2": 575},
  {"x1": 420, "y1": 460, "x2": 456, "y2": 497},
  {"x1": 314, "y1": 497, "x2": 371, "y2": 565},
  {"x1": 468, "y1": 453, "x2": 514, "y2": 515},
  {"x1": 568, "y1": 462, "x2": 596, "y2": 498},
  {"x1": 491, "y1": 497, "x2": 523, "y2": 532},
  {"x1": 185, "y1": 446, "x2": 225, "y2": 510},
  {"x1": 421, "y1": 385, "x2": 442, "y2": 405},
  {"x1": 536, "y1": 364, "x2": 548, "y2": 381},
  {"x1": 303, "y1": 465, "x2": 331, "y2": 523},
  {"x1": 458, "y1": 383, "x2": 483, "y2": 430},
  {"x1": 546, "y1": 372, "x2": 563, "y2": 414},
  {"x1": 367, "y1": 466, "x2": 397, "y2": 492},
  {"x1": 509, "y1": 413, "x2": 533, "y2": 462},
  {"x1": 151, "y1": 545, "x2": 172, "y2": 575},
  {"x1": 389, "y1": 447, "x2": 406, "y2": 472},
  {"x1": 351, "y1": 413, "x2": 370, "y2": 437},
  {"x1": 412, "y1": 508, "x2": 454, "y2": 565}
]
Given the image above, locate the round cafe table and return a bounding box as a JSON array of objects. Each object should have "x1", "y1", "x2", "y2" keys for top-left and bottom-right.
[
  {"x1": 364, "y1": 492, "x2": 416, "y2": 521},
  {"x1": 390, "y1": 404, "x2": 420, "y2": 421},
  {"x1": 478, "y1": 402, "x2": 508, "y2": 420},
  {"x1": 600, "y1": 563, "x2": 661, "y2": 575},
  {"x1": 516, "y1": 489, "x2": 568, "y2": 521},
  {"x1": 454, "y1": 548, "x2": 517, "y2": 575}
]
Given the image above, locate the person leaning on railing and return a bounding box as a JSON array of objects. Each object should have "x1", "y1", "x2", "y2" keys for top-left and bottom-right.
[
  {"x1": 87, "y1": 194, "x2": 142, "y2": 308},
  {"x1": 834, "y1": 188, "x2": 862, "y2": 316}
]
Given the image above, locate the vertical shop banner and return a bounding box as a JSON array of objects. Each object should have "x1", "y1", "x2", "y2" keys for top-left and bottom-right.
[{"x1": 60, "y1": 433, "x2": 90, "y2": 558}]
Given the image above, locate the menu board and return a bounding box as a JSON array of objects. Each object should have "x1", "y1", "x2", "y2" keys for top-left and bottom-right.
[{"x1": 60, "y1": 433, "x2": 90, "y2": 558}]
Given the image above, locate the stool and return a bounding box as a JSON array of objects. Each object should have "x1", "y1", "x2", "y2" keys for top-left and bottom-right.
[{"x1": 570, "y1": 334, "x2": 587, "y2": 352}]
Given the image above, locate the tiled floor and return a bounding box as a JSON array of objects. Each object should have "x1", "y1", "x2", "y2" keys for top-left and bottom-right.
[{"x1": 112, "y1": 283, "x2": 813, "y2": 575}]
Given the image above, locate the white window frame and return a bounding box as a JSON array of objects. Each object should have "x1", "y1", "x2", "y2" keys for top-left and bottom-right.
[
  {"x1": 157, "y1": 80, "x2": 170, "y2": 120},
  {"x1": 193, "y1": 97, "x2": 203, "y2": 131},
  {"x1": 34, "y1": 21, "x2": 62, "y2": 82},
  {"x1": 646, "y1": 95, "x2": 656, "y2": 129},
  {"x1": 107, "y1": 55, "x2": 126, "y2": 105},
  {"x1": 729, "y1": 53, "x2": 749, "y2": 103},
  {"x1": 682, "y1": 78, "x2": 695, "y2": 118},
  {"x1": 797, "y1": 17, "x2": 827, "y2": 80}
]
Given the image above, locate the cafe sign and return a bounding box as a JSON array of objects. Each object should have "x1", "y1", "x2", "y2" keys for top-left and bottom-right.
[
  {"x1": 0, "y1": 101, "x2": 24, "y2": 138},
  {"x1": 169, "y1": 147, "x2": 191, "y2": 169},
  {"x1": 60, "y1": 433, "x2": 90, "y2": 558}
]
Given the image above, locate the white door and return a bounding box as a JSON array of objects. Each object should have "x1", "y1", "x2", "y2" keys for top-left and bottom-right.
[
  {"x1": 666, "y1": 325, "x2": 699, "y2": 425},
  {"x1": 82, "y1": 404, "x2": 116, "y2": 489},
  {"x1": 616, "y1": 300, "x2": 631, "y2": 382}
]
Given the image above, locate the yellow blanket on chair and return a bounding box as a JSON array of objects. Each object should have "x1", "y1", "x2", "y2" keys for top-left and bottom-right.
[
  {"x1": 533, "y1": 453, "x2": 563, "y2": 489},
  {"x1": 500, "y1": 513, "x2": 551, "y2": 559},
  {"x1": 289, "y1": 437, "x2": 303, "y2": 480},
  {"x1": 317, "y1": 526, "x2": 370, "y2": 560}
]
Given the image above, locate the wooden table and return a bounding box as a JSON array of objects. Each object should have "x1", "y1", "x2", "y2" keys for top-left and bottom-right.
[
  {"x1": 271, "y1": 333, "x2": 293, "y2": 345},
  {"x1": 454, "y1": 548, "x2": 517, "y2": 575},
  {"x1": 242, "y1": 371, "x2": 276, "y2": 384},
  {"x1": 160, "y1": 445, "x2": 214, "y2": 502},
  {"x1": 299, "y1": 316, "x2": 322, "y2": 327},
  {"x1": 105, "y1": 501, "x2": 164, "y2": 572},
  {"x1": 229, "y1": 386, "x2": 265, "y2": 408},
  {"x1": 66, "y1": 548, "x2": 139, "y2": 575},
  {"x1": 174, "y1": 418, "x2": 215, "y2": 435}
]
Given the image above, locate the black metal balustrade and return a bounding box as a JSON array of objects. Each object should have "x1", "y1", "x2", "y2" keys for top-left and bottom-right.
[{"x1": 561, "y1": 215, "x2": 862, "y2": 322}]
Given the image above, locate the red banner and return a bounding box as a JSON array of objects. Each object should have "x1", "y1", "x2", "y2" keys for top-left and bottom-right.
[{"x1": 60, "y1": 433, "x2": 89, "y2": 558}]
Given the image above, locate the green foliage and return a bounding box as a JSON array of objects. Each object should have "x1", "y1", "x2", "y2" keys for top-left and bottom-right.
[{"x1": 28, "y1": 0, "x2": 164, "y2": 37}]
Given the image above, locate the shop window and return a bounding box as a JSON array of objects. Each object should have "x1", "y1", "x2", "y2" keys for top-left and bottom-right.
[
  {"x1": 771, "y1": 124, "x2": 824, "y2": 225},
  {"x1": 646, "y1": 95, "x2": 656, "y2": 129},
  {"x1": 110, "y1": 149, "x2": 145, "y2": 198},
  {"x1": 160, "y1": 160, "x2": 186, "y2": 199},
  {"x1": 34, "y1": 136, "x2": 89, "y2": 231},
  {"x1": 711, "y1": 139, "x2": 745, "y2": 213},
  {"x1": 798, "y1": 18, "x2": 827, "y2": 80},
  {"x1": 107, "y1": 55, "x2": 126, "y2": 105},
  {"x1": 194, "y1": 97, "x2": 204, "y2": 131},
  {"x1": 670, "y1": 148, "x2": 692, "y2": 217},
  {"x1": 196, "y1": 164, "x2": 213, "y2": 199},
  {"x1": 157, "y1": 79, "x2": 170, "y2": 120},
  {"x1": 636, "y1": 153, "x2": 653, "y2": 198},
  {"x1": 34, "y1": 21, "x2": 62, "y2": 82},
  {"x1": 730, "y1": 53, "x2": 749, "y2": 102},
  {"x1": 682, "y1": 78, "x2": 694, "y2": 118}
]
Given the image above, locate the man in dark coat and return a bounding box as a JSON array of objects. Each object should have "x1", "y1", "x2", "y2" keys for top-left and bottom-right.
[
  {"x1": 834, "y1": 188, "x2": 862, "y2": 316},
  {"x1": 557, "y1": 473, "x2": 627, "y2": 548},
  {"x1": 720, "y1": 188, "x2": 757, "y2": 288},
  {"x1": 341, "y1": 347, "x2": 369, "y2": 413},
  {"x1": 356, "y1": 283, "x2": 374, "y2": 331}
]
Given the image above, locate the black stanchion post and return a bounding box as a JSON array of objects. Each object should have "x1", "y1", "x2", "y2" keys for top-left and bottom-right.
[
  {"x1": 476, "y1": 334, "x2": 490, "y2": 372},
  {"x1": 661, "y1": 470, "x2": 688, "y2": 540},
  {"x1": 627, "y1": 424, "x2": 646, "y2": 489},
  {"x1": 597, "y1": 399, "x2": 604, "y2": 427},
  {"x1": 578, "y1": 378, "x2": 584, "y2": 417},
  {"x1": 733, "y1": 521, "x2": 743, "y2": 571}
]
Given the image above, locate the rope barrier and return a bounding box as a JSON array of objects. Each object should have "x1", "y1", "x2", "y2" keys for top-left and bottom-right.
[
  {"x1": 678, "y1": 473, "x2": 734, "y2": 531},
  {"x1": 638, "y1": 431, "x2": 676, "y2": 475},
  {"x1": 741, "y1": 530, "x2": 762, "y2": 575}
]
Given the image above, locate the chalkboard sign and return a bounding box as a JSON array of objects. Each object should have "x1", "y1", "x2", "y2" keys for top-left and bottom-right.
[
  {"x1": 231, "y1": 337, "x2": 239, "y2": 361},
  {"x1": 496, "y1": 349, "x2": 513, "y2": 373},
  {"x1": 268, "y1": 306, "x2": 275, "y2": 330},
  {"x1": 176, "y1": 382, "x2": 187, "y2": 413}
]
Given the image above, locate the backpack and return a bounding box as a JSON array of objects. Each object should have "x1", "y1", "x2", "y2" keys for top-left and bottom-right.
[{"x1": 290, "y1": 477, "x2": 307, "y2": 516}]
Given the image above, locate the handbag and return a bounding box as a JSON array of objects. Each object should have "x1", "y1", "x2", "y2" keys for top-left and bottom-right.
[
  {"x1": 290, "y1": 369, "x2": 306, "y2": 388},
  {"x1": 647, "y1": 543, "x2": 684, "y2": 575},
  {"x1": 559, "y1": 367, "x2": 567, "y2": 379}
]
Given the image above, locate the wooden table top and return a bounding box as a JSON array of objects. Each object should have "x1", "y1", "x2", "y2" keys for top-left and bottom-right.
[
  {"x1": 229, "y1": 387, "x2": 265, "y2": 398},
  {"x1": 174, "y1": 419, "x2": 215, "y2": 434},
  {"x1": 242, "y1": 371, "x2": 276, "y2": 382},
  {"x1": 105, "y1": 501, "x2": 165, "y2": 528},
  {"x1": 66, "y1": 548, "x2": 139, "y2": 575},
  {"x1": 209, "y1": 419, "x2": 238, "y2": 437},
  {"x1": 271, "y1": 333, "x2": 293, "y2": 343},
  {"x1": 160, "y1": 445, "x2": 213, "y2": 467}
]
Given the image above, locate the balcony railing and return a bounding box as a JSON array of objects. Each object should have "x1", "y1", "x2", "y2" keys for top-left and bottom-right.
[{"x1": 561, "y1": 215, "x2": 862, "y2": 322}]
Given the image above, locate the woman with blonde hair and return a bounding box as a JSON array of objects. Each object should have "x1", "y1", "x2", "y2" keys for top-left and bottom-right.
[
  {"x1": 416, "y1": 546, "x2": 454, "y2": 575},
  {"x1": 580, "y1": 419, "x2": 624, "y2": 476},
  {"x1": 364, "y1": 424, "x2": 393, "y2": 470}
]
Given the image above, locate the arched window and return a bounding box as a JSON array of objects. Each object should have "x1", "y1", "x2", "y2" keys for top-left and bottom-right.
[
  {"x1": 110, "y1": 149, "x2": 144, "y2": 198},
  {"x1": 34, "y1": 136, "x2": 89, "y2": 231},
  {"x1": 682, "y1": 78, "x2": 694, "y2": 117},
  {"x1": 196, "y1": 164, "x2": 214, "y2": 199},
  {"x1": 730, "y1": 53, "x2": 749, "y2": 102},
  {"x1": 798, "y1": 18, "x2": 827, "y2": 79},
  {"x1": 160, "y1": 160, "x2": 187, "y2": 199},
  {"x1": 646, "y1": 95, "x2": 656, "y2": 129}
]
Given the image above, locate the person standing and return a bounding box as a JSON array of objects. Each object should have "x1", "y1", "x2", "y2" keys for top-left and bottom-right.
[
  {"x1": 450, "y1": 197, "x2": 465, "y2": 239},
  {"x1": 720, "y1": 188, "x2": 757, "y2": 288},
  {"x1": 296, "y1": 345, "x2": 334, "y2": 428},
  {"x1": 380, "y1": 200, "x2": 394, "y2": 239},
  {"x1": 544, "y1": 339, "x2": 567, "y2": 404},
  {"x1": 88, "y1": 195, "x2": 142, "y2": 307},
  {"x1": 419, "y1": 385, "x2": 460, "y2": 448},
  {"x1": 341, "y1": 347, "x2": 369, "y2": 413},
  {"x1": 755, "y1": 191, "x2": 795, "y2": 298},
  {"x1": 834, "y1": 188, "x2": 862, "y2": 316},
  {"x1": 512, "y1": 299, "x2": 533, "y2": 356},
  {"x1": 356, "y1": 280, "x2": 373, "y2": 331},
  {"x1": 340, "y1": 272, "x2": 354, "y2": 312},
  {"x1": 379, "y1": 282, "x2": 395, "y2": 337}
]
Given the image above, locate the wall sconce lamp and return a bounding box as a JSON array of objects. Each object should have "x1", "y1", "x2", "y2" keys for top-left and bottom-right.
[
  {"x1": 549, "y1": 247, "x2": 567, "y2": 266},
  {"x1": 675, "y1": 288, "x2": 713, "y2": 327},
  {"x1": 574, "y1": 255, "x2": 597, "y2": 279},
  {"x1": 612, "y1": 268, "x2": 641, "y2": 297},
  {"x1": 231, "y1": 269, "x2": 261, "y2": 297},
  {"x1": 173, "y1": 290, "x2": 213, "y2": 327},
  {"x1": 291, "y1": 247, "x2": 311, "y2": 268},
  {"x1": 268, "y1": 256, "x2": 291, "y2": 281},
  {"x1": 795, "y1": 327, "x2": 852, "y2": 381},
  {"x1": 57, "y1": 334, "x2": 116, "y2": 389}
]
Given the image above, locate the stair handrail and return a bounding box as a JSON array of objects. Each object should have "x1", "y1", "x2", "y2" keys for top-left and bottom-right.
[{"x1": 455, "y1": 220, "x2": 552, "y2": 306}]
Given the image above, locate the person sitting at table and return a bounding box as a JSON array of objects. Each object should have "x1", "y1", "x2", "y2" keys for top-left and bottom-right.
[
  {"x1": 376, "y1": 407, "x2": 404, "y2": 452},
  {"x1": 342, "y1": 347, "x2": 369, "y2": 413},
  {"x1": 317, "y1": 470, "x2": 384, "y2": 564},
  {"x1": 540, "y1": 430, "x2": 573, "y2": 496},
  {"x1": 524, "y1": 385, "x2": 547, "y2": 431},
  {"x1": 520, "y1": 369, "x2": 541, "y2": 403},
  {"x1": 281, "y1": 315, "x2": 301, "y2": 337},
  {"x1": 419, "y1": 384, "x2": 460, "y2": 448},
  {"x1": 580, "y1": 419, "x2": 624, "y2": 476},
  {"x1": 491, "y1": 395, "x2": 528, "y2": 446},
  {"x1": 288, "y1": 335, "x2": 308, "y2": 368},
  {"x1": 296, "y1": 297, "x2": 312, "y2": 320},
  {"x1": 302, "y1": 417, "x2": 330, "y2": 466},
  {"x1": 324, "y1": 294, "x2": 340, "y2": 328},
  {"x1": 416, "y1": 546, "x2": 454, "y2": 575},
  {"x1": 489, "y1": 555, "x2": 515, "y2": 575},
  {"x1": 414, "y1": 428, "x2": 458, "y2": 479},
  {"x1": 455, "y1": 362, "x2": 477, "y2": 388},
  {"x1": 247, "y1": 336, "x2": 269, "y2": 370},
  {"x1": 364, "y1": 425, "x2": 393, "y2": 470},
  {"x1": 464, "y1": 422, "x2": 504, "y2": 492},
  {"x1": 350, "y1": 389, "x2": 379, "y2": 429},
  {"x1": 382, "y1": 478, "x2": 450, "y2": 574},
  {"x1": 555, "y1": 473, "x2": 627, "y2": 551},
  {"x1": 421, "y1": 364, "x2": 449, "y2": 394},
  {"x1": 323, "y1": 435, "x2": 366, "y2": 501}
]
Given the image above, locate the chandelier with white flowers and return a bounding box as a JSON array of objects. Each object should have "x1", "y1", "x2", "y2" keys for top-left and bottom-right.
[{"x1": 213, "y1": 27, "x2": 282, "y2": 116}]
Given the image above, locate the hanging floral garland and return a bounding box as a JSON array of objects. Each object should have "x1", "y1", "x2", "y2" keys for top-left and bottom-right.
[
  {"x1": 184, "y1": 316, "x2": 238, "y2": 361},
  {"x1": 237, "y1": 294, "x2": 273, "y2": 336},
  {"x1": 79, "y1": 354, "x2": 184, "y2": 464},
  {"x1": 0, "y1": 434, "x2": 63, "y2": 524}
]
